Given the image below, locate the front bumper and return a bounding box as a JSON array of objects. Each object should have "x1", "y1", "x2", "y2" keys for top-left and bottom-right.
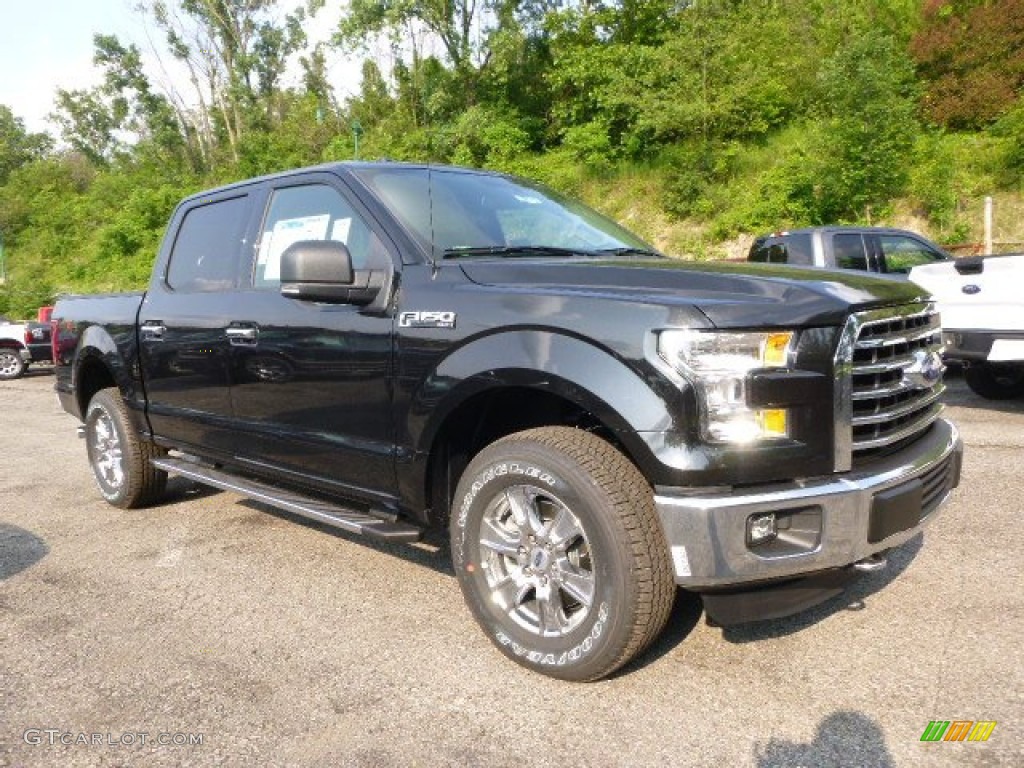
[{"x1": 654, "y1": 418, "x2": 962, "y2": 589}]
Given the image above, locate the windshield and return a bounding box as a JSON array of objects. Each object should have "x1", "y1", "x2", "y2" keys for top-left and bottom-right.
[{"x1": 351, "y1": 167, "x2": 657, "y2": 259}]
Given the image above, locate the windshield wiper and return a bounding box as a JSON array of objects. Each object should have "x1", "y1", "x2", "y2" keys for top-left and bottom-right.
[
  {"x1": 594, "y1": 247, "x2": 663, "y2": 258},
  {"x1": 442, "y1": 245, "x2": 591, "y2": 260}
]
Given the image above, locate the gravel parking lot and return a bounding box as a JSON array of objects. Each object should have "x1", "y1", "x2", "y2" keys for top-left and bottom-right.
[{"x1": 1, "y1": 369, "x2": 1021, "y2": 767}]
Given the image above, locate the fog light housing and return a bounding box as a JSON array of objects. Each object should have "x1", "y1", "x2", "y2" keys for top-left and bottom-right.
[{"x1": 747, "y1": 513, "x2": 778, "y2": 546}]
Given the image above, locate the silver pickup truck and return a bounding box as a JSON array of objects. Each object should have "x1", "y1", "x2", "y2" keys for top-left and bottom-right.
[
  {"x1": 748, "y1": 227, "x2": 1024, "y2": 399},
  {"x1": 749, "y1": 226, "x2": 951, "y2": 274}
]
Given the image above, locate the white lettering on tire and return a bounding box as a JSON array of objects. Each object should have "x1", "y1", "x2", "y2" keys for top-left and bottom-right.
[
  {"x1": 455, "y1": 462, "x2": 556, "y2": 563},
  {"x1": 493, "y1": 603, "x2": 609, "y2": 666}
]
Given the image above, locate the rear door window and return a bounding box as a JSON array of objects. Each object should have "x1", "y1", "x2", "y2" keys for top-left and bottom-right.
[
  {"x1": 833, "y1": 234, "x2": 869, "y2": 271},
  {"x1": 166, "y1": 196, "x2": 250, "y2": 292},
  {"x1": 781, "y1": 233, "x2": 813, "y2": 265}
]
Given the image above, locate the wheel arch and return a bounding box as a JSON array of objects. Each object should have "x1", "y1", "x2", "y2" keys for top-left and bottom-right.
[
  {"x1": 72, "y1": 324, "x2": 144, "y2": 422},
  {"x1": 406, "y1": 330, "x2": 680, "y2": 526}
]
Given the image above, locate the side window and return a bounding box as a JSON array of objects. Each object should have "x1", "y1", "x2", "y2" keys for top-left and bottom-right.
[
  {"x1": 784, "y1": 234, "x2": 814, "y2": 265},
  {"x1": 833, "y1": 234, "x2": 868, "y2": 270},
  {"x1": 768, "y1": 243, "x2": 788, "y2": 263},
  {"x1": 254, "y1": 184, "x2": 385, "y2": 288},
  {"x1": 749, "y1": 240, "x2": 772, "y2": 262},
  {"x1": 750, "y1": 238, "x2": 786, "y2": 263},
  {"x1": 879, "y1": 235, "x2": 948, "y2": 274},
  {"x1": 166, "y1": 196, "x2": 249, "y2": 292}
]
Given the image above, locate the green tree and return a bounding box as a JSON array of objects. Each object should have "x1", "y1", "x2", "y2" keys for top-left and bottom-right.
[
  {"x1": 142, "y1": 0, "x2": 310, "y2": 162},
  {"x1": 812, "y1": 31, "x2": 920, "y2": 221},
  {"x1": 0, "y1": 106, "x2": 52, "y2": 184}
]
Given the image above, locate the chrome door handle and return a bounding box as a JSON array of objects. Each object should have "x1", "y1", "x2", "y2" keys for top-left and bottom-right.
[
  {"x1": 140, "y1": 321, "x2": 166, "y2": 340},
  {"x1": 226, "y1": 326, "x2": 259, "y2": 345}
]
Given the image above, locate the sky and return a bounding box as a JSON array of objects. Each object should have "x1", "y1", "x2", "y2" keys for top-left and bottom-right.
[{"x1": 0, "y1": 0, "x2": 357, "y2": 136}]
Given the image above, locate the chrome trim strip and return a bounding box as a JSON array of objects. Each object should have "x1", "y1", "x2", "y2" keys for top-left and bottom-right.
[
  {"x1": 854, "y1": 323, "x2": 941, "y2": 349},
  {"x1": 852, "y1": 403, "x2": 944, "y2": 450},
  {"x1": 851, "y1": 385, "x2": 945, "y2": 426},
  {"x1": 833, "y1": 313, "x2": 857, "y2": 472},
  {"x1": 854, "y1": 353, "x2": 920, "y2": 375}
]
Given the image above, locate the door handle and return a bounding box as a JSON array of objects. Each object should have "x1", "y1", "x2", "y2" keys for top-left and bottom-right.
[
  {"x1": 140, "y1": 321, "x2": 166, "y2": 340},
  {"x1": 226, "y1": 325, "x2": 259, "y2": 345}
]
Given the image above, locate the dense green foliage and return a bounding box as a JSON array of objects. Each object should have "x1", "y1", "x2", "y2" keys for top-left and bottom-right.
[{"x1": 1, "y1": 0, "x2": 1022, "y2": 316}]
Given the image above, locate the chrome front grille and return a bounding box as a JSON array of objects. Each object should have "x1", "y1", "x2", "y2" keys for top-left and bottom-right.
[{"x1": 848, "y1": 304, "x2": 945, "y2": 458}]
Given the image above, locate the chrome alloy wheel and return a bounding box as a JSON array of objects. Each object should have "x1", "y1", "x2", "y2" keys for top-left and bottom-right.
[
  {"x1": 89, "y1": 410, "x2": 125, "y2": 490},
  {"x1": 476, "y1": 484, "x2": 596, "y2": 637},
  {"x1": 0, "y1": 350, "x2": 21, "y2": 377}
]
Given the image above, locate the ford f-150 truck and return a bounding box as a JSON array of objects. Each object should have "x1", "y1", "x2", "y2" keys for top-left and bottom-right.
[
  {"x1": 911, "y1": 253, "x2": 1024, "y2": 399},
  {"x1": 53, "y1": 163, "x2": 963, "y2": 680}
]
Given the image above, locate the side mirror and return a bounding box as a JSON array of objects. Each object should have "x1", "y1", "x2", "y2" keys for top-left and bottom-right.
[{"x1": 279, "y1": 240, "x2": 379, "y2": 304}]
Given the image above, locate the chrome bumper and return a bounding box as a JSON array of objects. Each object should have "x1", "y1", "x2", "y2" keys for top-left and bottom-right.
[{"x1": 655, "y1": 418, "x2": 962, "y2": 589}]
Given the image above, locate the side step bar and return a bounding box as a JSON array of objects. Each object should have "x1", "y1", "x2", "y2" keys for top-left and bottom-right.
[{"x1": 151, "y1": 457, "x2": 423, "y2": 543}]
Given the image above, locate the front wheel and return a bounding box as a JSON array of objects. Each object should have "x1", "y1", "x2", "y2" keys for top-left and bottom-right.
[
  {"x1": 964, "y1": 363, "x2": 1024, "y2": 400},
  {"x1": 0, "y1": 348, "x2": 26, "y2": 380},
  {"x1": 451, "y1": 427, "x2": 675, "y2": 681},
  {"x1": 85, "y1": 388, "x2": 167, "y2": 508}
]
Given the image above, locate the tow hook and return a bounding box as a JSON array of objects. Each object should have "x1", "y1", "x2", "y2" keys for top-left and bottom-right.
[
  {"x1": 76, "y1": 426, "x2": 86, "y2": 439},
  {"x1": 853, "y1": 553, "x2": 888, "y2": 573}
]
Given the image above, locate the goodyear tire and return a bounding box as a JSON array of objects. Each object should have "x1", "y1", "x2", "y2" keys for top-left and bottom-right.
[
  {"x1": 0, "y1": 348, "x2": 26, "y2": 380},
  {"x1": 85, "y1": 388, "x2": 167, "y2": 509},
  {"x1": 451, "y1": 427, "x2": 675, "y2": 681},
  {"x1": 964, "y1": 363, "x2": 1024, "y2": 400}
]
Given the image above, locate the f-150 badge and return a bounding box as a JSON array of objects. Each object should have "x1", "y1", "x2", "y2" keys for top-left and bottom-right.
[{"x1": 399, "y1": 311, "x2": 457, "y2": 329}]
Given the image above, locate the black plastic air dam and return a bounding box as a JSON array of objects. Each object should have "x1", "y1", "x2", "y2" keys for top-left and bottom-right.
[{"x1": 699, "y1": 567, "x2": 862, "y2": 626}]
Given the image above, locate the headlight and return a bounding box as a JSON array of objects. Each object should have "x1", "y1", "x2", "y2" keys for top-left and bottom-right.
[{"x1": 658, "y1": 329, "x2": 795, "y2": 443}]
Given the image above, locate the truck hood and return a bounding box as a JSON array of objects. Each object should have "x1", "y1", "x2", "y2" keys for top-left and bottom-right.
[{"x1": 459, "y1": 259, "x2": 928, "y2": 328}]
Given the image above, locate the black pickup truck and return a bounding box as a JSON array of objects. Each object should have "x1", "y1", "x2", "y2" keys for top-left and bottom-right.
[{"x1": 53, "y1": 162, "x2": 963, "y2": 680}]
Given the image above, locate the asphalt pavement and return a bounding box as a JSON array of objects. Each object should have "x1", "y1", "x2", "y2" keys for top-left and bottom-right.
[{"x1": 0, "y1": 368, "x2": 1020, "y2": 767}]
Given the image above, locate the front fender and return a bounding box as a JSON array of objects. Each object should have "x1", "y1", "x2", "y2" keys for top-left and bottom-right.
[{"x1": 409, "y1": 330, "x2": 688, "y2": 475}]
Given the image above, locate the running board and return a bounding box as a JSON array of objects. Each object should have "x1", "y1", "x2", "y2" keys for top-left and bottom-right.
[{"x1": 151, "y1": 457, "x2": 423, "y2": 543}]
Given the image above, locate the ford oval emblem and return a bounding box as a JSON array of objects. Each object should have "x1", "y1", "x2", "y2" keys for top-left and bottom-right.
[
  {"x1": 962, "y1": 284, "x2": 981, "y2": 295},
  {"x1": 902, "y1": 350, "x2": 944, "y2": 390}
]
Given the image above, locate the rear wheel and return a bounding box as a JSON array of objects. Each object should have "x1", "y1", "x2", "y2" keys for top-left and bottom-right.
[
  {"x1": 964, "y1": 363, "x2": 1024, "y2": 400},
  {"x1": 0, "y1": 349, "x2": 26, "y2": 380},
  {"x1": 451, "y1": 427, "x2": 675, "y2": 681},
  {"x1": 85, "y1": 388, "x2": 167, "y2": 508}
]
